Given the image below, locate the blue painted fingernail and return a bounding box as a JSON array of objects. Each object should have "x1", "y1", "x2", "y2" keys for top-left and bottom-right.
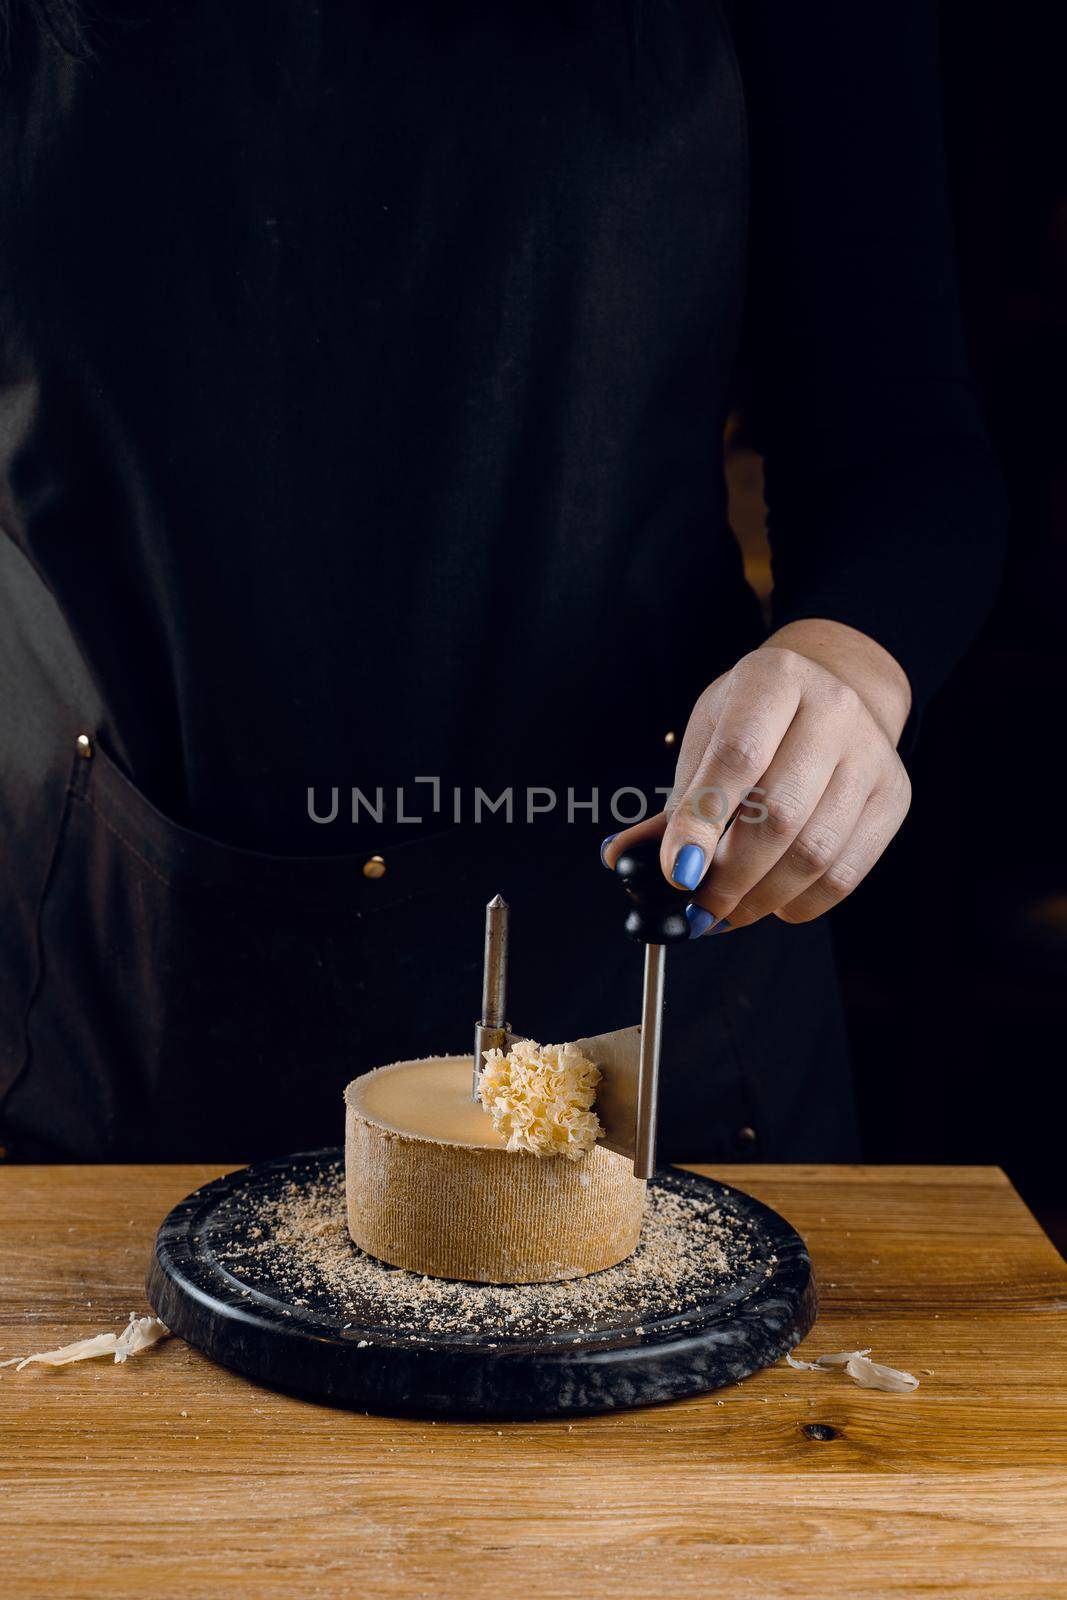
[
  {"x1": 599, "y1": 833, "x2": 618, "y2": 867},
  {"x1": 709, "y1": 918, "x2": 732, "y2": 935},
  {"x1": 686, "y1": 904, "x2": 715, "y2": 939},
  {"x1": 672, "y1": 843, "x2": 705, "y2": 890}
]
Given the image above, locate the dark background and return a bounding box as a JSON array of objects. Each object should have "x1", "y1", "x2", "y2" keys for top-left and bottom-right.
[
  {"x1": 3, "y1": 3, "x2": 1061, "y2": 1215},
  {"x1": 731, "y1": 0, "x2": 1067, "y2": 1247}
]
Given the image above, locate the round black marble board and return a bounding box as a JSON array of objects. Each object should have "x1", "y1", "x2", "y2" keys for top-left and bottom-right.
[{"x1": 147, "y1": 1150, "x2": 817, "y2": 1419}]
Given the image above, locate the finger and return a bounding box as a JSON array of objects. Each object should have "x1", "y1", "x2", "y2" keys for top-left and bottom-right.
[
  {"x1": 686, "y1": 704, "x2": 849, "y2": 922},
  {"x1": 600, "y1": 812, "x2": 666, "y2": 872},
  {"x1": 702, "y1": 762, "x2": 870, "y2": 927},
  {"x1": 600, "y1": 675, "x2": 730, "y2": 876},
  {"x1": 660, "y1": 656, "x2": 803, "y2": 891},
  {"x1": 661, "y1": 672, "x2": 731, "y2": 798},
  {"x1": 773, "y1": 779, "x2": 911, "y2": 924}
]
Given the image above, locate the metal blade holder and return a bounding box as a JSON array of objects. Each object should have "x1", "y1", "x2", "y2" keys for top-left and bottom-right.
[
  {"x1": 614, "y1": 838, "x2": 692, "y2": 1178},
  {"x1": 473, "y1": 894, "x2": 510, "y2": 1099}
]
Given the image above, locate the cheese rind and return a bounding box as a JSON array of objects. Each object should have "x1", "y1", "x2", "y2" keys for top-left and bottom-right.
[{"x1": 344, "y1": 1056, "x2": 646, "y2": 1283}]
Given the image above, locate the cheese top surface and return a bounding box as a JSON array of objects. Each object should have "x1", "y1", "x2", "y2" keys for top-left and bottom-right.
[{"x1": 347, "y1": 1056, "x2": 508, "y2": 1149}]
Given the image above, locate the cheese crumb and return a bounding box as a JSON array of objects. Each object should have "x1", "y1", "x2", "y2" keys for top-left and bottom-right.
[{"x1": 477, "y1": 1039, "x2": 603, "y2": 1161}]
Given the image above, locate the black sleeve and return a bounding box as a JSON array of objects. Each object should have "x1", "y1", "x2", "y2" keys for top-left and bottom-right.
[{"x1": 734, "y1": 0, "x2": 1007, "y2": 721}]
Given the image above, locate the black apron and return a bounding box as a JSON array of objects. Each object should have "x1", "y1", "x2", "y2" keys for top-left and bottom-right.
[{"x1": 0, "y1": 2, "x2": 858, "y2": 1164}]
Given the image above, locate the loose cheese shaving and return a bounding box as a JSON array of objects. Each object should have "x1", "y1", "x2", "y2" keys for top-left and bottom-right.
[
  {"x1": 785, "y1": 1346, "x2": 919, "y2": 1392},
  {"x1": 0, "y1": 1314, "x2": 169, "y2": 1372},
  {"x1": 477, "y1": 1039, "x2": 603, "y2": 1162}
]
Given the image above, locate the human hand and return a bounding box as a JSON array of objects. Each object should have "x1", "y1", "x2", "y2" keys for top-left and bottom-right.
[{"x1": 602, "y1": 620, "x2": 913, "y2": 934}]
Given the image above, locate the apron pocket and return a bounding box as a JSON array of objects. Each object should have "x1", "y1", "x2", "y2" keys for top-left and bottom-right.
[{"x1": 12, "y1": 739, "x2": 372, "y2": 1160}]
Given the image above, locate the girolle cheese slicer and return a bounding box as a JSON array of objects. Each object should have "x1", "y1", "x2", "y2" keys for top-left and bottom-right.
[{"x1": 472, "y1": 838, "x2": 692, "y2": 1179}]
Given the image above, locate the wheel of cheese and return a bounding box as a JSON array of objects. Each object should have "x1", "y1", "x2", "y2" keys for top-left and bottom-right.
[{"x1": 344, "y1": 1055, "x2": 646, "y2": 1284}]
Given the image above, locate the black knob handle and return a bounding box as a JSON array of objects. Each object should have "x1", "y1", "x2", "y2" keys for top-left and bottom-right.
[{"x1": 614, "y1": 837, "x2": 692, "y2": 945}]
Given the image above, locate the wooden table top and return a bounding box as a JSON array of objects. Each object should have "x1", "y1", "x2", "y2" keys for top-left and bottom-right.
[{"x1": 1, "y1": 1163, "x2": 1065, "y2": 1599}]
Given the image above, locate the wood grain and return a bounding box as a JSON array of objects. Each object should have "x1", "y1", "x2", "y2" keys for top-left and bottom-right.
[{"x1": 1, "y1": 1163, "x2": 1065, "y2": 1599}]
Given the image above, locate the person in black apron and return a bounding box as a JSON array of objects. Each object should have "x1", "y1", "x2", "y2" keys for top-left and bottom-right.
[{"x1": 0, "y1": 1, "x2": 1005, "y2": 1164}]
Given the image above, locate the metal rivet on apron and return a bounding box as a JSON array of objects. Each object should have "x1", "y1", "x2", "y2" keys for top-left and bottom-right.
[
  {"x1": 76, "y1": 733, "x2": 94, "y2": 759},
  {"x1": 362, "y1": 855, "x2": 386, "y2": 880},
  {"x1": 663, "y1": 730, "x2": 676, "y2": 746}
]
